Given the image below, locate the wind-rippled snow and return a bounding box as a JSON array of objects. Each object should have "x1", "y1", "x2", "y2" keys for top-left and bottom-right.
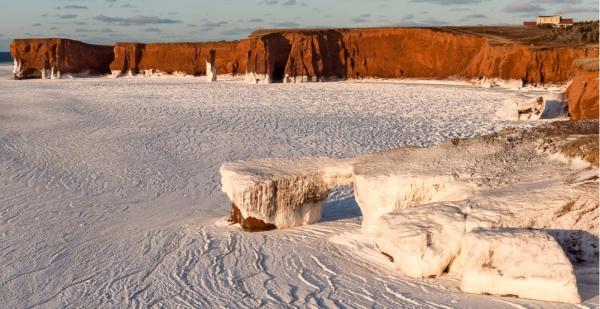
[{"x1": 0, "y1": 65, "x2": 584, "y2": 308}]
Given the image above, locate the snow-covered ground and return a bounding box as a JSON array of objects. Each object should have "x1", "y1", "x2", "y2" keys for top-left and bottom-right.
[{"x1": 0, "y1": 64, "x2": 596, "y2": 308}]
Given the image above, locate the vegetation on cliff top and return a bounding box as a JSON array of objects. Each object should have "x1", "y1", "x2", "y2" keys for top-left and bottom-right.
[
  {"x1": 532, "y1": 21, "x2": 599, "y2": 46},
  {"x1": 574, "y1": 58, "x2": 599, "y2": 72}
]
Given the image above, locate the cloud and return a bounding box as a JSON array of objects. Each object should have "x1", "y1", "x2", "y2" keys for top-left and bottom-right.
[
  {"x1": 534, "y1": 0, "x2": 582, "y2": 4},
  {"x1": 282, "y1": 0, "x2": 296, "y2": 5},
  {"x1": 58, "y1": 14, "x2": 78, "y2": 19},
  {"x1": 402, "y1": 14, "x2": 415, "y2": 21},
  {"x1": 31, "y1": 23, "x2": 42, "y2": 27},
  {"x1": 556, "y1": 4, "x2": 595, "y2": 14},
  {"x1": 462, "y1": 13, "x2": 488, "y2": 20},
  {"x1": 144, "y1": 27, "x2": 162, "y2": 33},
  {"x1": 221, "y1": 27, "x2": 253, "y2": 36},
  {"x1": 200, "y1": 21, "x2": 228, "y2": 30},
  {"x1": 94, "y1": 15, "x2": 181, "y2": 26},
  {"x1": 411, "y1": 0, "x2": 487, "y2": 5},
  {"x1": 272, "y1": 21, "x2": 299, "y2": 27},
  {"x1": 62, "y1": 5, "x2": 88, "y2": 9},
  {"x1": 503, "y1": 2, "x2": 544, "y2": 13},
  {"x1": 248, "y1": 18, "x2": 264, "y2": 22},
  {"x1": 260, "y1": 0, "x2": 279, "y2": 5},
  {"x1": 420, "y1": 18, "x2": 448, "y2": 25},
  {"x1": 351, "y1": 17, "x2": 369, "y2": 23}
]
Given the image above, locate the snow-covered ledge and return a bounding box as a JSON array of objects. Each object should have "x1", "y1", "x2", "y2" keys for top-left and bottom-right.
[{"x1": 220, "y1": 157, "x2": 353, "y2": 231}]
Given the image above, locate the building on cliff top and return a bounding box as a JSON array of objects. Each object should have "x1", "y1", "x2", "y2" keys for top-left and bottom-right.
[{"x1": 524, "y1": 15, "x2": 574, "y2": 28}]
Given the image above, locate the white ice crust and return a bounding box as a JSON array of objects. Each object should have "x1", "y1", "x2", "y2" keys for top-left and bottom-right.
[
  {"x1": 220, "y1": 157, "x2": 354, "y2": 228},
  {"x1": 375, "y1": 204, "x2": 466, "y2": 278},
  {"x1": 206, "y1": 61, "x2": 217, "y2": 82},
  {"x1": 219, "y1": 122, "x2": 597, "y2": 303},
  {"x1": 12, "y1": 59, "x2": 23, "y2": 79},
  {"x1": 495, "y1": 94, "x2": 569, "y2": 121},
  {"x1": 459, "y1": 228, "x2": 581, "y2": 304},
  {"x1": 245, "y1": 71, "x2": 271, "y2": 84}
]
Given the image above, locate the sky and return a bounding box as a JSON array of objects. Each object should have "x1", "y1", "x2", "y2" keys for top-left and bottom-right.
[{"x1": 0, "y1": 0, "x2": 597, "y2": 51}]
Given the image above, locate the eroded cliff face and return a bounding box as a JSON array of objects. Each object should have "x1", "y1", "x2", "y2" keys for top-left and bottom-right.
[
  {"x1": 246, "y1": 28, "x2": 598, "y2": 84},
  {"x1": 110, "y1": 41, "x2": 249, "y2": 76},
  {"x1": 566, "y1": 69, "x2": 599, "y2": 120},
  {"x1": 10, "y1": 28, "x2": 598, "y2": 87},
  {"x1": 10, "y1": 39, "x2": 114, "y2": 79}
]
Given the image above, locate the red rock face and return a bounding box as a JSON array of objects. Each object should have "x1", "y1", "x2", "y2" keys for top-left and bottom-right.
[
  {"x1": 10, "y1": 39, "x2": 114, "y2": 79},
  {"x1": 247, "y1": 28, "x2": 598, "y2": 84},
  {"x1": 9, "y1": 28, "x2": 599, "y2": 83},
  {"x1": 229, "y1": 203, "x2": 276, "y2": 232},
  {"x1": 566, "y1": 70, "x2": 599, "y2": 120},
  {"x1": 110, "y1": 41, "x2": 249, "y2": 76}
]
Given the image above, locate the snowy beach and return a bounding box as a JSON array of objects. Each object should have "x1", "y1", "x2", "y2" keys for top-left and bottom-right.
[{"x1": 0, "y1": 65, "x2": 596, "y2": 308}]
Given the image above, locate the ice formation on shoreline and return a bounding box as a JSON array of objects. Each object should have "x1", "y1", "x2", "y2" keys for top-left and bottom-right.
[
  {"x1": 219, "y1": 120, "x2": 598, "y2": 303},
  {"x1": 220, "y1": 158, "x2": 353, "y2": 230},
  {"x1": 459, "y1": 228, "x2": 581, "y2": 304}
]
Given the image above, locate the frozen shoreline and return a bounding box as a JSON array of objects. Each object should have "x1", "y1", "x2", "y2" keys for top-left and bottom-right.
[{"x1": 0, "y1": 71, "x2": 596, "y2": 308}]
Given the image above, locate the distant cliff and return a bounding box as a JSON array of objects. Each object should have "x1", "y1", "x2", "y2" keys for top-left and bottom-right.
[
  {"x1": 9, "y1": 27, "x2": 599, "y2": 119},
  {"x1": 246, "y1": 28, "x2": 597, "y2": 84},
  {"x1": 10, "y1": 39, "x2": 113, "y2": 79},
  {"x1": 110, "y1": 41, "x2": 249, "y2": 76}
]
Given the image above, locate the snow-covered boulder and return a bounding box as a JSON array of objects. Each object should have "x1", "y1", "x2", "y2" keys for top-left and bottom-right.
[
  {"x1": 459, "y1": 228, "x2": 581, "y2": 304},
  {"x1": 375, "y1": 203, "x2": 466, "y2": 278},
  {"x1": 220, "y1": 157, "x2": 353, "y2": 230}
]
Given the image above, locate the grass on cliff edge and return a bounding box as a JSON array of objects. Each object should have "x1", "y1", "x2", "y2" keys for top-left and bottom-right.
[
  {"x1": 251, "y1": 21, "x2": 599, "y2": 48},
  {"x1": 574, "y1": 58, "x2": 599, "y2": 72}
]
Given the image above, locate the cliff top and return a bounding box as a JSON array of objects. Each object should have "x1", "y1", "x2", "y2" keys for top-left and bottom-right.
[{"x1": 251, "y1": 23, "x2": 599, "y2": 48}]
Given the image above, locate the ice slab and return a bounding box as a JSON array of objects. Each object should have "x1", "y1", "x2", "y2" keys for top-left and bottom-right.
[
  {"x1": 375, "y1": 203, "x2": 466, "y2": 278},
  {"x1": 220, "y1": 157, "x2": 353, "y2": 230},
  {"x1": 459, "y1": 228, "x2": 581, "y2": 304}
]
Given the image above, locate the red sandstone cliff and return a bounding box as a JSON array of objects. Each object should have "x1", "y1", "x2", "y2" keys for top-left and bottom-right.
[
  {"x1": 246, "y1": 28, "x2": 598, "y2": 84},
  {"x1": 10, "y1": 28, "x2": 598, "y2": 87},
  {"x1": 10, "y1": 39, "x2": 114, "y2": 79},
  {"x1": 566, "y1": 68, "x2": 599, "y2": 120},
  {"x1": 110, "y1": 41, "x2": 249, "y2": 76}
]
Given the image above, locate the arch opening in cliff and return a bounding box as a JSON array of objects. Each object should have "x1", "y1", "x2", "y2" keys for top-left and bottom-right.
[{"x1": 272, "y1": 65, "x2": 285, "y2": 82}]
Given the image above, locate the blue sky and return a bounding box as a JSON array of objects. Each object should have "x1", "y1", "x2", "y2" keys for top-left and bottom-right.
[{"x1": 0, "y1": 0, "x2": 597, "y2": 51}]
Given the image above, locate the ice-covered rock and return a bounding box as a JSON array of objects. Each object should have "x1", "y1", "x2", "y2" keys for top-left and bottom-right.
[
  {"x1": 459, "y1": 228, "x2": 581, "y2": 304},
  {"x1": 474, "y1": 77, "x2": 524, "y2": 89},
  {"x1": 375, "y1": 203, "x2": 466, "y2": 278},
  {"x1": 495, "y1": 94, "x2": 569, "y2": 121},
  {"x1": 206, "y1": 49, "x2": 217, "y2": 82},
  {"x1": 352, "y1": 144, "x2": 487, "y2": 231},
  {"x1": 220, "y1": 157, "x2": 353, "y2": 230},
  {"x1": 245, "y1": 71, "x2": 271, "y2": 84},
  {"x1": 12, "y1": 59, "x2": 23, "y2": 79}
]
